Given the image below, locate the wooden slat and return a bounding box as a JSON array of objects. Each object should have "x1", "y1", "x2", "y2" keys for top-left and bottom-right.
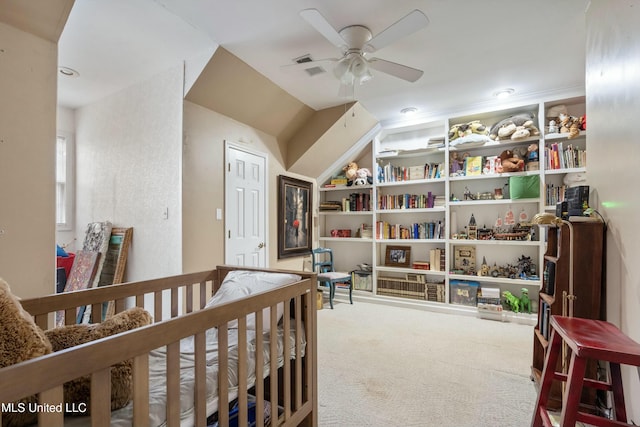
[
  {"x1": 115, "y1": 298, "x2": 126, "y2": 314},
  {"x1": 200, "y1": 280, "x2": 207, "y2": 309},
  {"x1": 132, "y1": 354, "x2": 150, "y2": 427},
  {"x1": 154, "y1": 290, "x2": 163, "y2": 322},
  {"x1": 254, "y1": 309, "x2": 265, "y2": 427},
  {"x1": 171, "y1": 288, "x2": 178, "y2": 319},
  {"x1": 238, "y1": 317, "x2": 248, "y2": 427},
  {"x1": 166, "y1": 341, "x2": 180, "y2": 427},
  {"x1": 91, "y1": 302, "x2": 102, "y2": 323},
  {"x1": 270, "y1": 305, "x2": 279, "y2": 424},
  {"x1": 136, "y1": 294, "x2": 144, "y2": 308},
  {"x1": 90, "y1": 368, "x2": 111, "y2": 427},
  {"x1": 38, "y1": 386, "x2": 64, "y2": 427},
  {"x1": 283, "y1": 300, "x2": 291, "y2": 418},
  {"x1": 295, "y1": 295, "x2": 303, "y2": 409},
  {"x1": 218, "y1": 323, "x2": 229, "y2": 427},
  {"x1": 186, "y1": 284, "x2": 194, "y2": 313},
  {"x1": 65, "y1": 307, "x2": 75, "y2": 325},
  {"x1": 193, "y1": 331, "x2": 207, "y2": 426},
  {"x1": 34, "y1": 314, "x2": 48, "y2": 330}
]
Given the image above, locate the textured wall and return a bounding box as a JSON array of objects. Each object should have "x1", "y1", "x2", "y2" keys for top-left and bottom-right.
[
  {"x1": 75, "y1": 66, "x2": 184, "y2": 282},
  {"x1": 182, "y1": 101, "x2": 313, "y2": 273},
  {"x1": 0, "y1": 22, "x2": 57, "y2": 298},
  {"x1": 586, "y1": 1, "x2": 640, "y2": 422}
]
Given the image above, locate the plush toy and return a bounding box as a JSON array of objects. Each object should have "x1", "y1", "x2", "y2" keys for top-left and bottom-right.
[
  {"x1": 0, "y1": 278, "x2": 52, "y2": 427},
  {"x1": 450, "y1": 152, "x2": 463, "y2": 176},
  {"x1": 0, "y1": 277, "x2": 152, "y2": 427},
  {"x1": 558, "y1": 114, "x2": 582, "y2": 139},
  {"x1": 353, "y1": 168, "x2": 373, "y2": 185},
  {"x1": 44, "y1": 307, "x2": 152, "y2": 415},
  {"x1": 527, "y1": 144, "x2": 539, "y2": 162},
  {"x1": 489, "y1": 113, "x2": 540, "y2": 141},
  {"x1": 497, "y1": 149, "x2": 524, "y2": 173},
  {"x1": 448, "y1": 120, "x2": 489, "y2": 141},
  {"x1": 343, "y1": 162, "x2": 359, "y2": 186}
]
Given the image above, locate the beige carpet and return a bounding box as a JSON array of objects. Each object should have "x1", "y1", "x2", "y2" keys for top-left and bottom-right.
[{"x1": 317, "y1": 299, "x2": 538, "y2": 426}]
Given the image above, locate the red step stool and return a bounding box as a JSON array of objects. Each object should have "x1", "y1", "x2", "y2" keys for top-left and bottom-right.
[{"x1": 532, "y1": 315, "x2": 640, "y2": 427}]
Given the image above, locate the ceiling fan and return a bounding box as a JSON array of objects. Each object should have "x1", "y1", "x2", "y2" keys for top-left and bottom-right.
[{"x1": 288, "y1": 8, "x2": 429, "y2": 91}]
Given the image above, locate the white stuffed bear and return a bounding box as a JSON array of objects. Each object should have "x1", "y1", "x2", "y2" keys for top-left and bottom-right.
[{"x1": 353, "y1": 168, "x2": 372, "y2": 185}]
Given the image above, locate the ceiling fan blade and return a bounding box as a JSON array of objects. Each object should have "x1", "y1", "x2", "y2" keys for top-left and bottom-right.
[
  {"x1": 364, "y1": 10, "x2": 429, "y2": 53},
  {"x1": 368, "y1": 58, "x2": 424, "y2": 82},
  {"x1": 280, "y1": 58, "x2": 338, "y2": 73},
  {"x1": 300, "y1": 9, "x2": 348, "y2": 51}
]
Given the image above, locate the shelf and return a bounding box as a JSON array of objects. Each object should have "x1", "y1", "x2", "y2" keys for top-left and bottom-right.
[
  {"x1": 544, "y1": 167, "x2": 586, "y2": 175},
  {"x1": 378, "y1": 238, "x2": 445, "y2": 244},
  {"x1": 449, "y1": 170, "x2": 540, "y2": 181},
  {"x1": 449, "y1": 239, "x2": 541, "y2": 246},
  {"x1": 376, "y1": 207, "x2": 446, "y2": 214},
  {"x1": 376, "y1": 266, "x2": 446, "y2": 276},
  {"x1": 544, "y1": 131, "x2": 586, "y2": 141},
  {"x1": 320, "y1": 184, "x2": 372, "y2": 192},
  {"x1": 319, "y1": 211, "x2": 372, "y2": 216},
  {"x1": 449, "y1": 273, "x2": 541, "y2": 287},
  {"x1": 448, "y1": 135, "x2": 541, "y2": 152},
  {"x1": 377, "y1": 178, "x2": 445, "y2": 187},
  {"x1": 450, "y1": 198, "x2": 538, "y2": 206},
  {"x1": 319, "y1": 237, "x2": 373, "y2": 243}
]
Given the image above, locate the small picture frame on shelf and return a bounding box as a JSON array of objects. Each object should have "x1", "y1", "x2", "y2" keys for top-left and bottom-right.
[{"x1": 385, "y1": 245, "x2": 411, "y2": 267}]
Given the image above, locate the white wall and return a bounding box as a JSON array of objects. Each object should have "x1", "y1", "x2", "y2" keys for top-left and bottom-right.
[
  {"x1": 182, "y1": 101, "x2": 314, "y2": 273},
  {"x1": 586, "y1": 1, "x2": 640, "y2": 422},
  {"x1": 75, "y1": 66, "x2": 184, "y2": 282},
  {"x1": 0, "y1": 22, "x2": 57, "y2": 298}
]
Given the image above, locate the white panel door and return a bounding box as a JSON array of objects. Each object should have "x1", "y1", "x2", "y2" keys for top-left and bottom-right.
[{"x1": 225, "y1": 144, "x2": 267, "y2": 267}]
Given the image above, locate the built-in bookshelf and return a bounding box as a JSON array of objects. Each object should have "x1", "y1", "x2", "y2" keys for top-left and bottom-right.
[{"x1": 317, "y1": 95, "x2": 589, "y2": 323}]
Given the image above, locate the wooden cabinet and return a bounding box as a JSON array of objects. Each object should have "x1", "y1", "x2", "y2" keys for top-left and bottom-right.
[{"x1": 531, "y1": 220, "x2": 605, "y2": 409}]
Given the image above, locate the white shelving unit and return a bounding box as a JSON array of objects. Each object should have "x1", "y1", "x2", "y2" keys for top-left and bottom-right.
[{"x1": 316, "y1": 96, "x2": 587, "y2": 323}]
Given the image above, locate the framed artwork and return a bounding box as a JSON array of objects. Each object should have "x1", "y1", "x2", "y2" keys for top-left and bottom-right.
[
  {"x1": 385, "y1": 245, "x2": 411, "y2": 267},
  {"x1": 278, "y1": 175, "x2": 312, "y2": 259}
]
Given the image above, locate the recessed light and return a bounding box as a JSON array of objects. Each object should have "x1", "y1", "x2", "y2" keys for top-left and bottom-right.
[
  {"x1": 58, "y1": 66, "x2": 79, "y2": 78},
  {"x1": 493, "y1": 88, "x2": 515, "y2": 99},
  {"x1": 400, "y1": 107, "x2": 418, "y2": 115}
]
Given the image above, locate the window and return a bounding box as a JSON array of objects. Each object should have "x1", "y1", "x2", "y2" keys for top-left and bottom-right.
[{"x1": 56, "y1": 133, "x2": 74, "y2": 230}]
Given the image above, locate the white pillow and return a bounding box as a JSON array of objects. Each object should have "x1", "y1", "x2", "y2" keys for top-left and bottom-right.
[{"x1": 205, "y1": 270, "x2": 302, "y2": 333}]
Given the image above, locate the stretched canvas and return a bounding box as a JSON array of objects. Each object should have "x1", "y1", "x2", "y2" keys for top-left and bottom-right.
[{"x1": 57, "y1": 250, "x2": 100, "y2": 326}]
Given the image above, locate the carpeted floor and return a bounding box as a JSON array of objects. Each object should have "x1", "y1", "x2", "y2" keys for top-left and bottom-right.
[{"x1": 317, "y1": 299, "x2": 538, "y2": 426}]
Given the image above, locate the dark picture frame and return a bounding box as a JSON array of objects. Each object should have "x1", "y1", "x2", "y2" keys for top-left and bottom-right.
[
  {"x1": 278, "y1": 175, "x2": 312, "y2": 259},
  {"x1": 385, "y1": 245, "x2": 411, "y2": 267}
]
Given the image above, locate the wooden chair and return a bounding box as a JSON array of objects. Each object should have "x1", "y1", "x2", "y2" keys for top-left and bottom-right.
[{"x1": 311, "y1": 248, "x2": 353, "y2": 309}]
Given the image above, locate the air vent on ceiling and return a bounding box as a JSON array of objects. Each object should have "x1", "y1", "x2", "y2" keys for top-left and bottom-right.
[{"x1": 294, "y1": 54, "x2": 326, "y2": 77}]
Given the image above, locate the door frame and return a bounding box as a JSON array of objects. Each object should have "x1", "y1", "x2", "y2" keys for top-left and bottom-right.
[{"x1": 224, "y1": 141, "x2": 269, "y2": 267}]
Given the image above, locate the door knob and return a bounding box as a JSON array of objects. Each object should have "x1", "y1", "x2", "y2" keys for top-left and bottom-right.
[{"x1": 258, "y1": 242, "x2": 265, "y2": 249}]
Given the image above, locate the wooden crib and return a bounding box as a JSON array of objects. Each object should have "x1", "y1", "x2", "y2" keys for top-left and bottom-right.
[{"x1": 0, "y1": 265, "x2": 317, "y2": 427}]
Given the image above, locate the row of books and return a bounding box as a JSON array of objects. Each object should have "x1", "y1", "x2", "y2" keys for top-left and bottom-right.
[
  {"x1": 377, "y1": 193, "x2": 444, "y2": 210},
  {"x1": 545, "y1": 143, "x2": 586, "y2": 170},
  {"x1": 320, "y1": 192, "x2": 372, "y2": 212},
  {"x1": 544, "y1": 184, "x2": 568, "y2": 206},
  {"x1": 377, "y1": 162, "x2": 444, "y2": 183},
  {"x1": 376, "y1": 276, "x2": 444, "y2": 301},
  {"x1": 375, "y1": 221, "x2": 444, "y2": 240},
  {"x1": 429, "y1": 248, "x2": 446, "y2": 272}
]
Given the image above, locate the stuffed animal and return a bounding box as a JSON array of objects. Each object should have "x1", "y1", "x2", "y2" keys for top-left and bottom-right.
[
  {"x1": 558, "y1": 114, "x2": 582, "y2": 139},
  {"x1": 343, "y1": 162, "x2": 359, "y2": 186},
  {"x1": 448, "y1": 120, "x2": 489, "y2": 141},
  {"x1": 44, "y1": 307, "x2": 152, "y2": 415},
  {"x1": 353, "y1": 168, "x2": 373, "y2": 185},
  {"x1": 489, "y1": 113, "x2": 540, "y2": 141},
  {"x1": 0, "y1": 277, "x2": 152, "y2": 427},
  {"x1": 497, "y1": 149, "x2": 524, "y2": 173}
]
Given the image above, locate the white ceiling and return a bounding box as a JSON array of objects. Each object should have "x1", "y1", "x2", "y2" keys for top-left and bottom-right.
[{"x1": 58, "y1": 0, "x2": 590, "y2": 127}]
